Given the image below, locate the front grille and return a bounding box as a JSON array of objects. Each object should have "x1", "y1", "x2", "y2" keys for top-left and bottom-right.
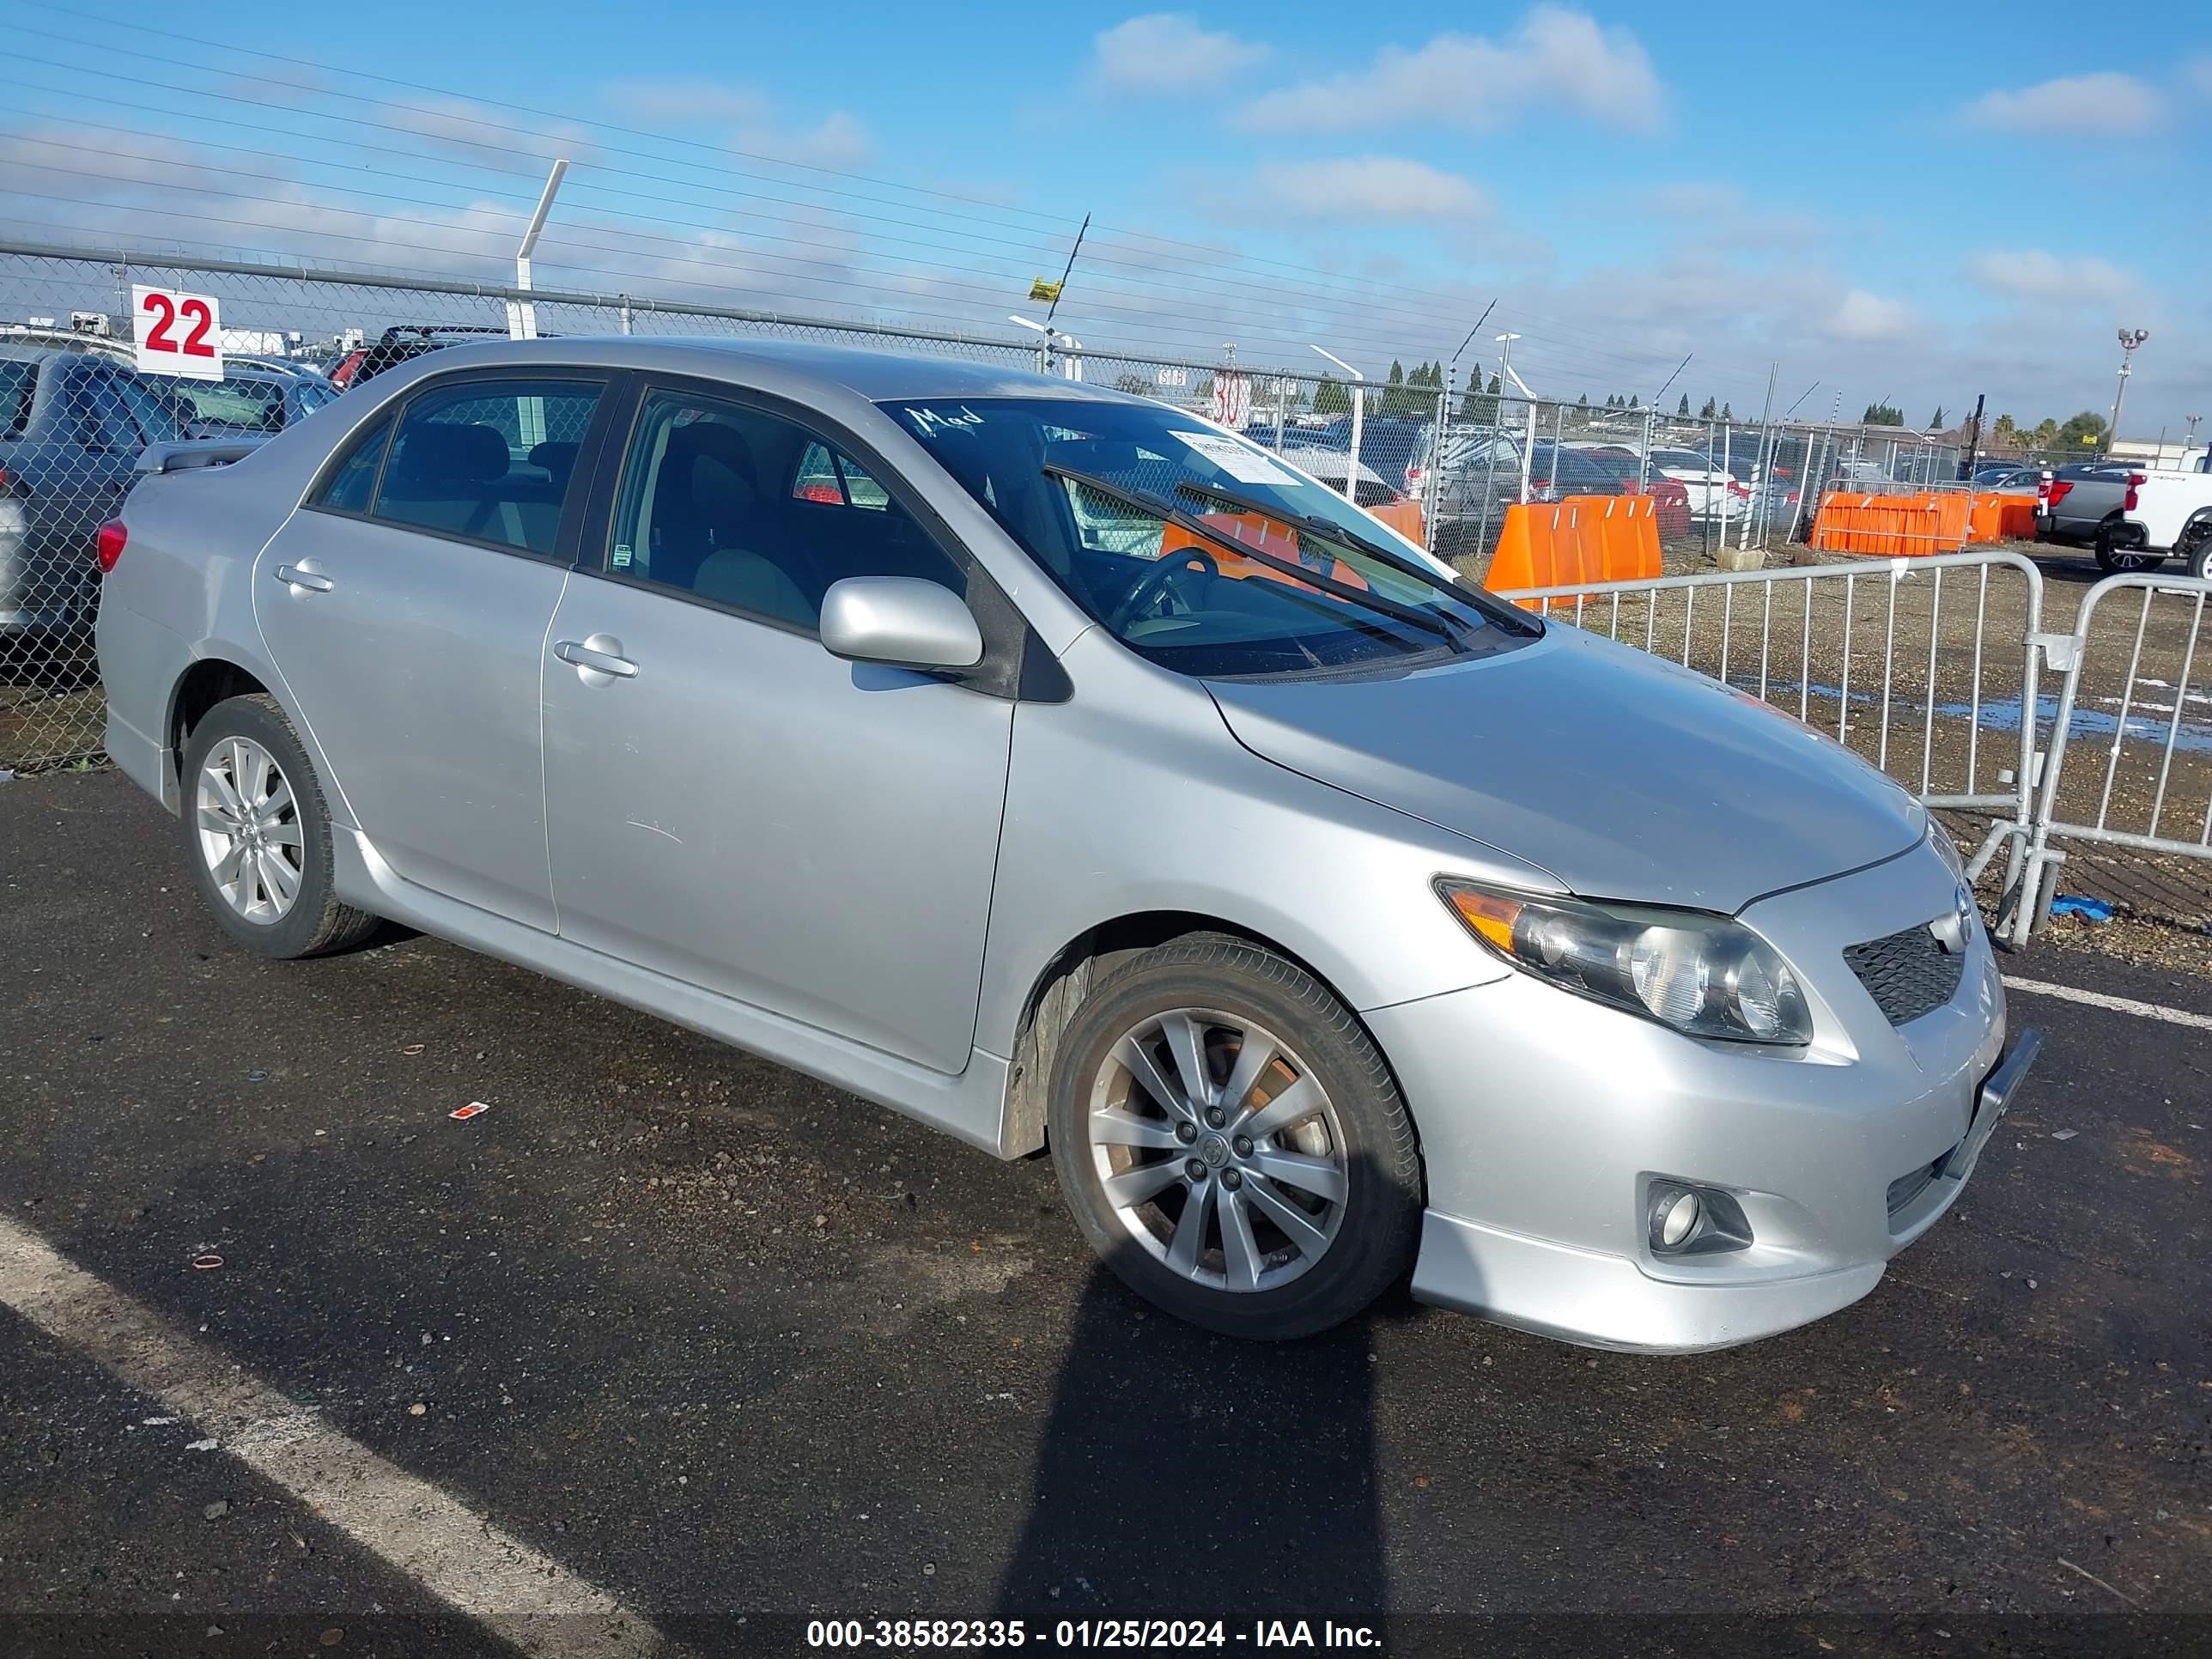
[{"x1": 1844, "y1": 922, "x2": 1964, "y2": 1026}]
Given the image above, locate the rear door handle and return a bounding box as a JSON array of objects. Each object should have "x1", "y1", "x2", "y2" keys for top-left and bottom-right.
[
  {"x1": 271, "y1": 563, "x2": 334, "y2": 593},
  {"x1": 553, "y1": 637, "x2": 639, "y2": 681}
]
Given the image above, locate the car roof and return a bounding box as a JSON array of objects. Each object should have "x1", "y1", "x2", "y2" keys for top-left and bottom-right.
[
  {"x1": 386, "y1": 334, "x2": 1151, "y2": 407},
  {"x1": 0, "y1": 337, "x2": 126, "y2": 364}
]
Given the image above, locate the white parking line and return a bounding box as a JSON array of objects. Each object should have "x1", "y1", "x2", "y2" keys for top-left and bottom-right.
[
  {"x1": 2002, "y1": 976, "x2": 2212, "y2": 1033},
  {"x1": 0, "y1": 1217, "x2": 677, "y2": 1659}
]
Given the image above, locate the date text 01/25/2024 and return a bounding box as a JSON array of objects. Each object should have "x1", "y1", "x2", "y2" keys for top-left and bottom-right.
[{"x1": 805, "y1": 1620, "x2": 1383, "y2": 1650}]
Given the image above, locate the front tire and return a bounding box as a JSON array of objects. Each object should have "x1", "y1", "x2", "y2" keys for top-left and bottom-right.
[
  {"x1": 1047, "y1": 933, "x2": 1422, "y2": 1340},
  {"x1": 179, "y1": 693, "x2": 380, "y2": 959}
]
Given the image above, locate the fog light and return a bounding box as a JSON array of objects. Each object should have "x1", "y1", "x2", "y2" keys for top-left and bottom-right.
[
  {"x1": 1657, "y1": 1189, "x2": 1701, "y2": 1249},
  {"x1": 1646, "y1": 1180, "x2": 1753, "y2": 1256}
]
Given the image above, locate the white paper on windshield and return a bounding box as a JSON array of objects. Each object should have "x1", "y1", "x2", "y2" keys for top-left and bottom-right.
[{"x1": 1171, "y1": 430, "x2": 1305, "y2": 487}]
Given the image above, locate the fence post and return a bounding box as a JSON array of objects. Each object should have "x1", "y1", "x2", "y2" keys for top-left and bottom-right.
[
  {"x1": 1425, "y1": 386, "x2": 1446, "y2": 551},
  {"x1": 1476, "y1": 376, "x2": 1503, "y2": 562},
  {"x1": 1519, "y1": 400, "x2": 1537, "y2": 505}
]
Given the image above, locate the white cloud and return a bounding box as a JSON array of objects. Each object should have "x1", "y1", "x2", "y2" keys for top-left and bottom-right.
[
  {"x1": 604, "y1": 80, "x2": 769, "y2": 124},
  {"x1": 1826, "y1": 289, "x2": 1914, "y2": 343},
  {"x1": 1251, "y1": 156, "x2": 1490, "y2": 224},
  {"x1": 1236, "y1": 6, "x2": 1662, "y2": 134},
  {"x1": 374, "y1": 94, "x2": 589, "y2": 168},
  {"x1": 599, "y1": 80, "x2": 872, "y2": 168},
  {"x1": 1963, "y1": 72, "x2": 2163, "y2": 134},
  {"x1": 1090, "y1": 14, "x2": 1267, "y2": 94},
  {"x1": 760, "y1": 112, "x2": 872, "y2": 169},
  {"x1": 1965, "y1": 248, "x2": 2136, "y2": 306},
  {"x1": 1642, "y1": 181, "x2": 1827, "y2": 250}
]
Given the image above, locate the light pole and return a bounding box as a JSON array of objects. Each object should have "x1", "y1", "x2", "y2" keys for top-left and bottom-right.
[
  {"x1": 2107, "y1": 327, "x2": 2148, "y2": 459},
  {"x1": 1310, "y1": 343, "x2": 1364, "y2": 501}
]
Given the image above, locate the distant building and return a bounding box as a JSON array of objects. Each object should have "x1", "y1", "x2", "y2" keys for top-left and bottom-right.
[{"x1": 2110, "y1": 436, "x2": 2208, "y2": 471}]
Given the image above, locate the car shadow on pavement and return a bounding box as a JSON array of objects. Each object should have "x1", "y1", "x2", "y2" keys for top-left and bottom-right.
[{"x1": 994, "y1": 1179, "x2": 1425, "y2": 1620}]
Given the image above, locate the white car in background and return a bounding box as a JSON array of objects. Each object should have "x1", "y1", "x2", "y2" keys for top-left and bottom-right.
[{"x1": 1644, "y1": 447, "x2": 1749, "y2": 520}]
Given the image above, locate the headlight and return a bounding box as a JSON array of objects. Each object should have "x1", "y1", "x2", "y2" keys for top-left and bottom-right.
[{"x1": 1437, "y1": 879, "x2": 1814, "y2": 1046}]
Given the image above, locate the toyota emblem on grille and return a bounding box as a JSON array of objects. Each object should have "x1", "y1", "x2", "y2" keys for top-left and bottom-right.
[{"x1": 1930, "y1": 883, "x2": 1974, "y2": 956}]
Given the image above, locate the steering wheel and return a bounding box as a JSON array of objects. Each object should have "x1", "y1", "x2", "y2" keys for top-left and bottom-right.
[{"x1": 1109, "y1": 547, "x2": 1218, "y2": 631}]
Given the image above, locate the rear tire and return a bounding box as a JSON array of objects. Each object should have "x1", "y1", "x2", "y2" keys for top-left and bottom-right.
[
  {"x1": 179, "y1": 693, "x2": 380, "y2": 959},
  {"x1": 2094, "y1": 519, "x2": 2163, "y2": 574},
  {"x1": 1046, "y1": 933, "x2": 1422, "y2": 1340}
]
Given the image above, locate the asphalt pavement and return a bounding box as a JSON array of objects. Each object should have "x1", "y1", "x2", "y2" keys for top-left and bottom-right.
[{"x1": 2, "y1": 770, "x2": 2207, "y2": 1658}]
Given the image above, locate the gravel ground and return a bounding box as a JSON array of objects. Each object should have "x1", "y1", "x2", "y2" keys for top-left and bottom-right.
[{"x1": 2, "y1": 769, "x2": 2207, "y2": 1658}]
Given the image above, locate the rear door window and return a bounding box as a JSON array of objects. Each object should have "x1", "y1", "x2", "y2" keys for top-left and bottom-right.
[{"x1": 368, "y1": 379, "x2": 602, "y2": 557}]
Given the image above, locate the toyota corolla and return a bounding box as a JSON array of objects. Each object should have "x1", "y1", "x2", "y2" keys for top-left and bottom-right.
[{"x1": 94, "y1": 339, "x2": 2036, "y2": 1347}]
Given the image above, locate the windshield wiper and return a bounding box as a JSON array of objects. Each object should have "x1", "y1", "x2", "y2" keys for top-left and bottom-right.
[
  {"x1": 1043, "y1": 464, "x2": 1462, "y2": 649},
  {"x1": 1169, "y1": 479, "x2": 1542, "y2": 647},
  {"x1": 1170, "y1": 478, "x2": 1525, "y2": 632}
]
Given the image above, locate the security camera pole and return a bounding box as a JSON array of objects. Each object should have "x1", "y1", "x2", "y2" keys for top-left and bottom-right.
[{"x1": 2107, "y1": 327, "x2": 2149, "y2": 459}]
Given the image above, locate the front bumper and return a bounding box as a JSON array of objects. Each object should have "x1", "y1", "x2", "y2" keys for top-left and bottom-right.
[{"x1": 1372, "y1": 840, "x2": 2036, "y2": 1352}]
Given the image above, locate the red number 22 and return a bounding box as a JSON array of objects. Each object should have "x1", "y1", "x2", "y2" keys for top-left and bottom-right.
[{"x1": 140, "y1": 293, "x2": 216, "y2": 356}]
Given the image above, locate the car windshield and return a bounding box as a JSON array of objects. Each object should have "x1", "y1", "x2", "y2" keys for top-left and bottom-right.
[
  {"x1": 147, "y1": 373, "x2": 287, "y2": 431},
  {"x1": 886, "y1": 397, "x2": 1538, "y2": 678}
]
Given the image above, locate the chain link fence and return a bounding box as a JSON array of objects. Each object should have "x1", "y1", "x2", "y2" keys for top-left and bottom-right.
[{"x1": 0, "y1": 239, "x2": 1978, "y2": 776}]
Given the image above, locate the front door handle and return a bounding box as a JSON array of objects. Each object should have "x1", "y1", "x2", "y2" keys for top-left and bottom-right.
[
  {"x1": 271, "y1": 563, "x2": 334, "y2": 594},
  {"x1": 554, "y1": 635, "x2": 640, "y2": 682}
]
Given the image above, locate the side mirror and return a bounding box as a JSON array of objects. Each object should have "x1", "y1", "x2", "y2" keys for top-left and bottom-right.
[{"x1": 818, "y1": 576, "x2": 983, "y2": 672}]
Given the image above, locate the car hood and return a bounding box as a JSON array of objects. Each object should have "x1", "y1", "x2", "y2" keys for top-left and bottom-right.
[{"x1": 1204, "y1": 625, "x2": 1926, "y2": 913}]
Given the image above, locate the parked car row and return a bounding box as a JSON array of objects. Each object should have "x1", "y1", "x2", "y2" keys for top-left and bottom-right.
[{"x1": 1, "y1": 333, "x2": 353, "y2": 655}]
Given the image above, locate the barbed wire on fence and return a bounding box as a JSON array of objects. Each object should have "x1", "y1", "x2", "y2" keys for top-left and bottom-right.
[{"x1": 2, "y1": 241, "x2": 1964, "y2": 778}]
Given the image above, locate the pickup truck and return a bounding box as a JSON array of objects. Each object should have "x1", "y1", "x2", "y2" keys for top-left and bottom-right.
[
  {"x1": 2037, "y1": 462, "x2": 2195, "y2": 572},
  {"x1": 2119, "y1": 462, "x2": 2212, "y2": 580}
]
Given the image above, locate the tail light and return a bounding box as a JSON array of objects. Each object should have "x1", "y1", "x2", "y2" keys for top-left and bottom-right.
[
  {"x1": 795, "y1": 482, "x2": 842, "y2": 504},
  {"x1": 1729, "y1": 480, "x2": 1751, "y2": 498},
  {"x1": 2043, "y1": 480, "x2": 2074, "y2": 512},
  {"x1": 1403, "y1": 465, "x2": 1425, "y2": 492},
  {"x1": 2124, "y1": 472, "x2": 2146, "y2": 512},
  {"x1": 96, "y1": 518, "x2": 128, "y2": 573}
]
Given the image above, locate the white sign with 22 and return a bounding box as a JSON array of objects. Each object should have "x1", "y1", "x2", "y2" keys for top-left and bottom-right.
[{"x1": 131, "y1": 284, "x2": 226, "y2": 381}]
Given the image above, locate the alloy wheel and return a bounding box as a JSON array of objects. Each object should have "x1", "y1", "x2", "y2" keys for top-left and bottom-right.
[
  {"x1": 194, "y1": 735, "x2": 303, "y2": 924},
  {"x1": 1086, "y1": 1008, "x2": 1348, "y2": 1293}
]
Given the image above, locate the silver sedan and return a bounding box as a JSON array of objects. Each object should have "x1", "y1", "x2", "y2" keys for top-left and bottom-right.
[{"x1": 94, "y1": 338, "x2": 2035, "y2": 1348}]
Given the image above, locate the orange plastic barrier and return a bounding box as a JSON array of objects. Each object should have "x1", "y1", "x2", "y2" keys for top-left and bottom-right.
[
  {"x1": 1366, "y1": 499, "x2": 1425, "y2": 546},
  {"x1": 1481, "y1": 494, "x2": 1662, "y2": 599},
  {"x1": 1966, "y1": 494, "x2": 2038, "y2": 544},
  {"x1": 1595, "y1": 495, "x2": 1662, "y2": 580},
  {"x1": 1811, "y1": 491, "x2": 1972, "y2": 556}
]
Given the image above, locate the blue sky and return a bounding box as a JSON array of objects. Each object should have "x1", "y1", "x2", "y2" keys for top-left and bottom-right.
[{"x1": 6, "y1": 0, "x2": 2209, "y2": 433}]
